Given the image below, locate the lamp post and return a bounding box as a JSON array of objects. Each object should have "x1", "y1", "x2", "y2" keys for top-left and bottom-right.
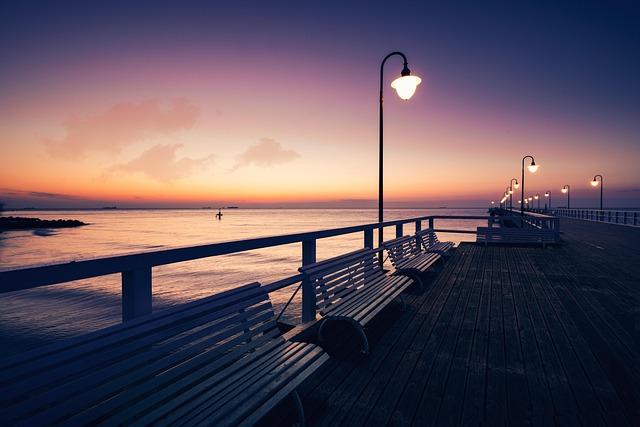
[
  {"x1": 561, "y1": 185, "x2": 570, "y2": 209},
  {"x1": 378, "y1": 51, "x2": 421, "y2": 262},
  {"x1": 545, "y1": 191, "x2": 551, "y2": 211},
  {"x1": 535, "y1": 193, "x2": 540, "y2": 210},
  {"x1": 509, "y1": 178, "x2": 518, "y2": 211},
  {"x1": 520, "y1": 155, "x2": 539, "y2": 221},
  {"x1": 591, "y1": 174, "x2": 603, "y2": 211}
]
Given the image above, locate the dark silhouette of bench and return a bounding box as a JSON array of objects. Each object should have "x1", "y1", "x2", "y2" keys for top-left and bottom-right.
[
  {"x1": 299, "y1": 248, "x2": 413, "y2": 354},
  {"x1": 0, "y1": 282, "x2": 328, "y2": 426},
  {"x1": 382, "y1": 234, "x2": 442, "y2": 290}
]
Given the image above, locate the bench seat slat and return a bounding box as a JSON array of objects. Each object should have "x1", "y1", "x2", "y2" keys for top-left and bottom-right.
[{"x1": 5, "y1": 311, "x2": 279, "y2": 422}]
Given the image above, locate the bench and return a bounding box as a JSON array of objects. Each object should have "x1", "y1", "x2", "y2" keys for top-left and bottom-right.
[
  {"x1": 476, "y1": 226, "x2": 557, "y2": 248},
  {"x1": 416, "y1": 229, "x2": 455, "y2": 256},
  {"x1": 381, "y1": 235, "x2": 442, "y2": 290},
  {"x1": 299, "y1": 248, "x2": 413, "y2": 354},
  {"x1": 0, "y1": 282, "x2": 328, "y2": 427}
]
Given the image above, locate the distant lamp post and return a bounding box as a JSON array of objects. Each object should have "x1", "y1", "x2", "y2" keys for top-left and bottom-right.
[
  {"x1": 545, "y1": 191, "x2": 551, "y2": 211},
  {"x1": 520, "y1": 155, "x2": 539, "y2": 219},
  {"x1": 561, "y1": 185, "x2": 570, "y2": 209},
  {"x1": 378, "y1": 51, "x2": 421, "y2": 259},
  {"x1": 509, "y1": 178, "x2": 518, "y2": 211},
  {"x1": 591, "y1": 174, "x2": 603, "y2": 210},
  {"x1": 534, "y1": 193, "x2": 540, "y2": 210},
  {"x1": 491, "y1": 200, "x2": 495, "y2": 208}
]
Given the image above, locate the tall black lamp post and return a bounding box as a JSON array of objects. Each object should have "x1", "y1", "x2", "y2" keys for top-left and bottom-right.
[
  {"x1": 545, "y1": 191, "x2": 551, "y2": 211},
  {"x1": 591, "y1": 174, "x2": 603, "y2": 211},
  {"x1": 561, "y1": 185, "x2": 570, "y2": 209},
  {"x1": 535, "y1": 193, "x2": 540, "y2": 210},
  {"x1": 520, "y1": 155, "x2": 539, "y2": 221},
  {"x1": 509, "y1": 178, "x2": 518, "y2": 211},
  {"x1": 378, "y1": 52, "x2": 421, "y2": 262}
]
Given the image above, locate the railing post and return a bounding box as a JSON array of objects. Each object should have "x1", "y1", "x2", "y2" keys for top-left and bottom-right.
[
  {"x1": 122, "y1": 267, "x2": 152, "y2": 322},
  {"x1": 414, "y1": 220, "x2": 422, "y2": 248},
  {"x1": 395, "y1": 223, "x2": 403, "y2": 238},
  {"x1": 301, "y1": 239, "x2": 317, "y2": 323},
  {"x1": 364, "y1": 227, "x2": 374, "y2": 249},
  {"x1": 428, "y1": 217, "x2": 435, "y2": 246}
]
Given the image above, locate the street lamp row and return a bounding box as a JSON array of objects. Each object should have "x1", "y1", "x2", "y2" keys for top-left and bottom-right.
[{"x1": 495, "y1": 160, "x2": 604, "y2": 213}]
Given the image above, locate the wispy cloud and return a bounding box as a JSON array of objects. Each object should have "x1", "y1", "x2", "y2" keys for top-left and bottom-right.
[
  {"x1": 0, "y1": 188, "x2": 85, "y2": 200},
  {"x1": 108, "y1": 144, "x2": 214, "y2": 183},
  {"x1": 231, "y1": 138, "x2": 299, "y2": 171},
  {"x1": 44, "y1": 98, "x2": 199, "y2": 159}
]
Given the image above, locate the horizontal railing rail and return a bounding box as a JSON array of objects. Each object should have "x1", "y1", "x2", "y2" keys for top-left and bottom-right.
[
  {"x1": 554, "y1": 208, "x2": 639, "y2": 226},
  {"x1": 0, "y1": 214, "x2": 492, "y2": 324},
  {"x1": 489, "y1": 208, "x2": 561, "y2": 239}
]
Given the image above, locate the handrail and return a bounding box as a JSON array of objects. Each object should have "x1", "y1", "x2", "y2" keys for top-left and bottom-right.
[
  {"x1": 0, "y1": 214, "x2": 493, "y2": 324},
  {"x1": 554, "y1": 208, "x2": 639, "y2": 227}
]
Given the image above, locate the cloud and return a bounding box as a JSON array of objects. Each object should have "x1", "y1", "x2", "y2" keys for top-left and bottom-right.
[
  {"x1": 44, "y1": 98, "x2": 199, "y2": 159},
  {"x1": 108, "y1": 144, "x2": 214, "y2": 183},
  {"x1": 231, "y1": 138, "x2": 299, "y2": 171},
  {"x1": 0, "y1": 188, "x2": 86, "y2": 200}
]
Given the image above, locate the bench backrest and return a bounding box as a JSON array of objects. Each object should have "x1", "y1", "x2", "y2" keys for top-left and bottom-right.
[
  {"x1": 476, "y1": 227, "x2": 556, "y2": 242},
  {"x1": 0, "y1": 282, "x2": 281, "y2": 418},
  {"x1": 298, "y1": 248, "x2": 384, "y2": 312},
  {"x1": 416, "y1": 229, "x2": 439, "y2": 249},
  {"x1": 381, "y1": 235, "x2": 420, "y2": 268}
]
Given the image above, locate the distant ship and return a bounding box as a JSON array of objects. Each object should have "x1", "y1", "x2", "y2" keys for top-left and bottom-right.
[
  {"x1": 226, "y1": 206, "x2": 239, "y2": 209},
  {"x1": 102, "y1": 206, "x2": 117, "y2": 210}
]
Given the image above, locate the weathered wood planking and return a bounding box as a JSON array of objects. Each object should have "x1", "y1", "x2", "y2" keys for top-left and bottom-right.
[{"x1": 283, "y1": 218, "x2": 640, "y2": 426}]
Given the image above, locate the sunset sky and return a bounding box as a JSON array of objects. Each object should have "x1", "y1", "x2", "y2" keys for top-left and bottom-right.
[{"x1": 1, "y1": 1, "x2": 639, "y2": 208}]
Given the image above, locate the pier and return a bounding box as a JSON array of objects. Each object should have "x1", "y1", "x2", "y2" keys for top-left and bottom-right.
[
  {"x1": 1, "y1": 214, "x2": 639, "y2": 425},
  {"x1": 278, "y1": 217, "x2": 640, "y2": 426}
]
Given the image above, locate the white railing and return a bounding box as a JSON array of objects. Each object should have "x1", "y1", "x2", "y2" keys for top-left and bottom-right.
[
  {"x1": 0, "y1": 214, "x2": 492, "y2": 325},
  {"x1": 554, "y1": 208, "x2": 639, "y2": 226}
]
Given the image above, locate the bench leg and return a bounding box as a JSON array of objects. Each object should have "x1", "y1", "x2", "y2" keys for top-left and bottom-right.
[
  {"x1": 395, "y1": 270, "x2": 424, "y2": 292},
  {"x1": 291, "y1": 390, "x2": 305, "y2": 427},
  {"x1": 318, "y1": 318, "x2": 370, "y2": 355}
]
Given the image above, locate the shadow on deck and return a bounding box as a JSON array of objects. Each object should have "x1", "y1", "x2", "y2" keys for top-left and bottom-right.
[{"x1": 266, "y1": 218, "x2": 640, "y2": 426}]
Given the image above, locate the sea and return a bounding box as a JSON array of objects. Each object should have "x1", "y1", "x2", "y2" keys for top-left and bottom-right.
[{"x1": 0, "y1": 208, "x2": 487, "y2": 356}]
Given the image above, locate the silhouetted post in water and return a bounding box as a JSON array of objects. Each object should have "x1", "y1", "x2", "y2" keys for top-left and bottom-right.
[
  {"x1": 520, "y1": 155, "x2": 539, "y2": 223},
  {"x1": 216, "y1": 209, "x2": 223, "y2": 220},
  {"x1": 378, "y1": 51, "x2": 421, "y2": 264},
  {"x1": 591, "y1": 174, "x2": 603, "y2": 212},
  {"x1": 562, "y1": 185, "x2": 570, "y2": 209},
  {"x1": 545, "y1": 190, "x2": 551, "y2": 211},
  {"x1": 509, "y1": 178, "x2": 518, "y2": 211}
]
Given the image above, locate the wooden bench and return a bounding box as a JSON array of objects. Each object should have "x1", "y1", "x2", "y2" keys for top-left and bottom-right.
[
  {"x1": 476, "y1": 226, "x2": 557, "y2": 248},
  {"x1": 0, "y1": 282, "x2": 328, "y2": 427},
  {"x1": 416, "y1": 229, "x2": 455, "y2": 256},
  {"x1": 299, "y1": 248, "x2": 413, "y2": 354},
  {"x1": 381, "y1": 235, "x2": 442, "y2": 290}
]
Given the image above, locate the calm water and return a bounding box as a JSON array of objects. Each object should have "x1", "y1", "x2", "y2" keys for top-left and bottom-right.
[{"x1": 0, "y1": 208, "x2": 486, "y2": 356}]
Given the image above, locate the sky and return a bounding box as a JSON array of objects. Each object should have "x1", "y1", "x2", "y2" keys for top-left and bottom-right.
[{"x1": 1, "y1": 0, "x2": 639, "y2": 208}]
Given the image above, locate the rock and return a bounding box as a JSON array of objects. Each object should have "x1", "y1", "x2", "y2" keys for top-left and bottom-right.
[{"x1": 0, "y1": 216, "x2": 87, "y2": 231}]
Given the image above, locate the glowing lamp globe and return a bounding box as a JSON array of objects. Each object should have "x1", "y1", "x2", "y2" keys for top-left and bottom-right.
[
  {"x1": 514, "y1": 182, "x2": 520, "y2": 189},
  {"x1": 534, "y1": 195, "x2": 539, "y2": 200},
  {"x1": 561, "y1": 188, "x2": 568, "y2": 194},
  {"x1": 545, "y1": 192, "x2": 549, "y2": 197},
  {"x1": 527, "y1": 162, "x2": 539, "y2": 173},
  {"x1": 591, "y1": 180, "x2": 599, "y2": 187},
  {"x1": 508, "y1": 189, "x2": 513, "y2": 194},
  {"x1": 391, "y1": 75, "x2": 422, "y2": 100}
]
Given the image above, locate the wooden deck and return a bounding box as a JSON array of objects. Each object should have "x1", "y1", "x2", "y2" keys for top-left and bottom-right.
[{"x1": 272, "y1": 218, "x2": 640, "y2": 426}]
